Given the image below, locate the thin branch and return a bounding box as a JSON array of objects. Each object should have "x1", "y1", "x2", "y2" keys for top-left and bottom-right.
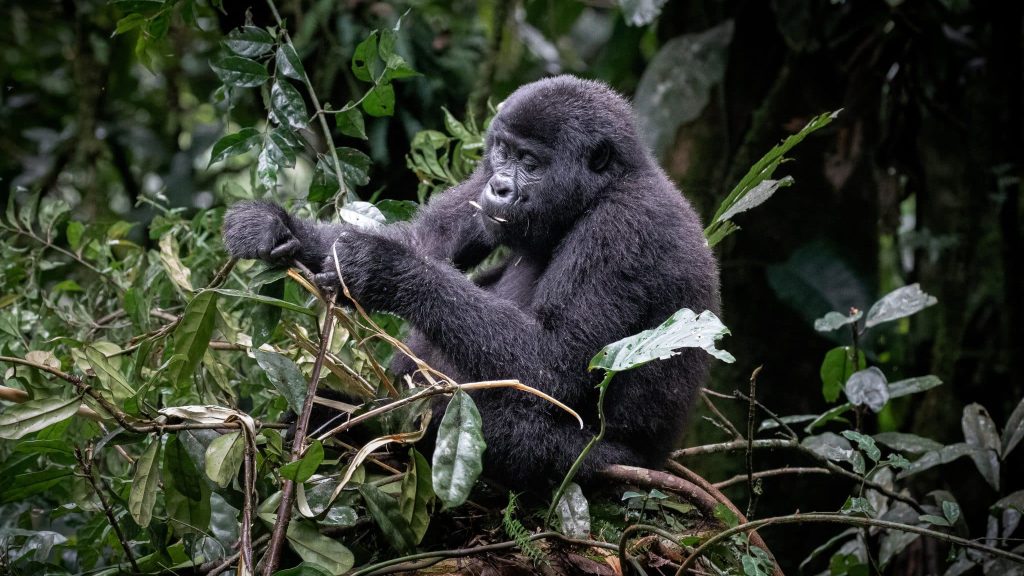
[
  {"x1": 261, "y1": 291, "x2": 338, "y2": 576},
  {"x1": 672, "y1": 439, "x2": 797, "y2": 458},
  {"x1": 0, "y1": 384, "x2": 104, "y2": 420},
  {"x1": 5, "y1": 225, "x2": 118, "y2": 287},
  {"x1": 675, "y1": 513, "x2": 1024, "y2": 576},
  {"x1": 348, "y1": 531, "x2": 618, "y2": 576},
  {"x1": 75, "y1": 447, "x2": 140, "y2": 572},
  {"x1": 700, "y1": 390, "x2": 743, "y2": 440},
  {"x1": 714, "y1": 467, "x2": 831, "y2": 489},
  {"x1": 745, "y1": 366, "x2": 763, "y2": 518}
]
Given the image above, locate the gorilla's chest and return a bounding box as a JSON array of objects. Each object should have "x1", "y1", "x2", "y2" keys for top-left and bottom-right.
[{"x1": 486, "y1": 256, "x2": 546, "y2": 308}]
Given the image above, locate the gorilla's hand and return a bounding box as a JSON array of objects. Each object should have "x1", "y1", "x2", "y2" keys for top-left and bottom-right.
[
  {"x1": 222, "y1": 201, "x2": 302, "y2": 265},
  {"x1": 313, "y1": 228, "x2": 410, "y2": 310}
]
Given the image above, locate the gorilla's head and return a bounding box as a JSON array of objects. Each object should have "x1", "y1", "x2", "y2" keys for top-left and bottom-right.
[{"x1": 477, "y1": 75, "x2": 651, "y2": 251}]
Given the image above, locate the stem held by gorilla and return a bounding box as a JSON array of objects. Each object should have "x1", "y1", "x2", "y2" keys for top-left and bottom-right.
[
  {"x1": 545, "y1": 369, "x2": 616, "y2": 527},
  {"x1": 261, "y1": 289, "x2": 339, "y2": 576}
]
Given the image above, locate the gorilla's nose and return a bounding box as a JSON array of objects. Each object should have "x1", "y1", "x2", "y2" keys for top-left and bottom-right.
[{"x1": 486, "y1": 174, "x2": 515, "y2": 203}]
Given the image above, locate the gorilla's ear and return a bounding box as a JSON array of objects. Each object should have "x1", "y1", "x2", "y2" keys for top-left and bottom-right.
[{"x1": 588, "y1": 139, "x2": 613, "y2": 172}]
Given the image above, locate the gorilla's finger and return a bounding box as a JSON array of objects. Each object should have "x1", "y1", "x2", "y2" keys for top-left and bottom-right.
[
  {"x1": 270, "y1": 237, "x2": 301, "y2": 261},
  {"x1": 314, "y1": 271, "x2": 339, "y2": 288}
]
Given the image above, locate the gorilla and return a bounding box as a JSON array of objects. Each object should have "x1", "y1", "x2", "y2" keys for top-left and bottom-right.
[{"x1": 222, "y1": 75, "x2": 720, "y2": 489}]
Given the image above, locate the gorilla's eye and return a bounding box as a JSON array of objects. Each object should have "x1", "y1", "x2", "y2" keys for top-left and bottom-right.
[
  {"x1": 520, "y1": 153, "x2": 539, "y2": 172},
  {"x1": 492, "y1": 144, "x2": 508, "y2": 163}
]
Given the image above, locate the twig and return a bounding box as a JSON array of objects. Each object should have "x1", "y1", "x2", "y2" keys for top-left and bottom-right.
[
  {"x1": 745, "y1": 366, "x2": 762, "y2": 518},
  {"x1": 240, "y1": 423, "x2": 256, "y2": 575},
  {"x1": 672, "y1": 439, "x2": 797, "y2": 458},
  {"x1": 700, "y1": 390, "x2": 743, "y2": 439},
  {"x1": 0, "y1": 384, "x2": 103, "y2": 420},
  {"x1": 619, "y1": 523, "x2": 689, "y2": 572},
  {"x1": 714, "y1": 467, "x2": 830, "y2": 489},
  {"x1": 75, "y1": 447, "x2": 140, "y2": 572},
  {"x1": 261, "y1": 291, "x2": 338, "y2": 576},
  {"x1": 675, "y1": 513, "x2": 1024, "y2": 576},
  {"x1": 5, "y1": 226, "x2": 118, "y2": 287},
  {"x1": 200, "y1": 535, "x2": 270, "y2": 575},
  {"x1": 348, "y1": 531, "x2": 618, "y2": 576}
]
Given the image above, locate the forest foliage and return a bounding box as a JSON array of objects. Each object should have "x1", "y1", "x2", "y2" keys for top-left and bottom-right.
[{"x1": 0, "y1": 1, "x2": 1022, "y2": 576}]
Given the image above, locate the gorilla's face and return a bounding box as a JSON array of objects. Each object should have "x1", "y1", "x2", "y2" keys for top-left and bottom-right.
[{"x1": 476, "y1": 132, "x2": 550, "y2": 247}]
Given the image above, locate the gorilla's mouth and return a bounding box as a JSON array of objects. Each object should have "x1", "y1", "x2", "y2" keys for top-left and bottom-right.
[{"x1": 468, "y1": 200, "x2": 514, "y2": 226}]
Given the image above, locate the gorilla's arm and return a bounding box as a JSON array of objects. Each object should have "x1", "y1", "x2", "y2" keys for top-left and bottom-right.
[
  {"x1": 321, "y1": 194, "x2": 655, "y2": 484},
  {"x1": 222, "y1": 168, "x2": 494, "y2": 273}
]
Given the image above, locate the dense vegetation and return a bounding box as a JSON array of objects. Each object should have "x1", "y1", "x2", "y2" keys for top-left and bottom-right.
[{"x1": 0, "y1": 1, "x2": 1021, "y2": 575}]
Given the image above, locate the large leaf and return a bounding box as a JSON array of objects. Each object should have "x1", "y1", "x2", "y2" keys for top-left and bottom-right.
[
  {"x1": 254, "y1": 349, "x2": 307, "y2": 414},
  {"x1": 802, "y1": 432, "x2": 865, "y2": 474},
  {"x1": 285, "y1": 521, "x2": 354, "y2": 574},
  {"x1": 873, "y1": 432, "x2": 943, "y2": 455},
  {"x1": 209, "y1": 128, "x2": 261, "y2": 166},
  {"x1": 962, "y1": 403, "x2": 1001, "y2": 490},
  {"x1": 271, "y1": 80, "x2": 309, "y2": 130},
  {"x1": 864, "y1": 284, "x2": 937, "y2": 328},
  {"x1": 129, "y1": 438, "x2": 161, "y2": 528},
  {"x1": 590, "y1": 308, "x2": 734, "y2": 372},
  {"x1": 888, "y1": 375, "x2": 943, "y2": 399},
  {"x1": 169, "y1": 290, "x2": 219, "y2": 391},
  {"x1": 204, "y1": 431, "x2": 244, "y2": 488},
  {"x1": 362, "y1": 82, "x2": 395, "y2": 117},
  {"x1": 399, "y1": 449, "x2": 434, "y2": 545},
  {"x1": 359, "y1": 483, "x2": 418, "y2": 553},
  {"x1": 335, "y1": 105, "x2": 366, "y2": 139},
  {"x1": 633, "y1": 20, "x2": 733, "y2": 159},
  {"x1": 210, "y1": 55, "x2": 269, "y2": 88},
  {"x1": 555, "y1": 482, "x2": 591, "y2": 538},
  {"x1": 431, "y1": 389, "x2": 486, "y2": 508},
  {"x1": 206, "y1": 288, "x2": 315, "y2": 317},
  {"x1": 279, "y1": 440, "x2": 323, "y2": 483},
  {"x1": 0, "y1": 396, "x2": 81, "y2": 440},
  {"x1": 897, "y1": 443, "x2": 989, "y2": 482},
  {"x1": 844, "y1": 367, "x2": 890, "y2": 413},
  {"x1": 276, "y1": 45, "x2": 307, "y2": 80}
]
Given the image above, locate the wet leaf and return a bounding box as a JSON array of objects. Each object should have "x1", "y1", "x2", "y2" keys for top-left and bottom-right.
[
  {"x1": 842, "y1": 430, "x2": 881, "y2": 462},
  {"x1": 85, "y1": 345, "x2": 135, "y2": 402},
  {"x1": 814, "y1": 309, "x2": 864, "y2": 332},
  {"x1": 864, "y1": 284, "x2": 937, "y2": 328},
  {"x1": 888, "y1": 375, "x2": 942, "y2": 399},
  {"x1": 399, "y1": 449, "x2": 434, "y2": 544},
  {"x1": 803, "y1": 432, "x2": 865, "y2": 474},
  {"x1": 338, "y1": 200, "x2": 386, "y2": 229},
  {"x1": 432, "y1": 389, "x2": 486, "y2": 508},
  {"x1": 556, "y1": 482, "x2": 591, "y2": 538},
  {"x1": 276, "y1": 44, "x2": 306, "y2": 80},
  {"x1": 351, "y1": 31, "x2": 381, "y2": 82},
  {"x1": 254, "y1": 349, "x2": 307, "y2": 414},
  {"x1": 223, "y1": 26, "x2": 274, "y2": 58},
  {"x1": 271, "y1": 80, "x2": 309, "y2": 130},
  {"x1": 590, "y1": 308, "x2": 734, "y2": 372},
  {"x1": 1002, "y1": 397, "x2": 1024, "y2": 457},
  {"x1": 129, "y1": 438, "x2": 161, "y2": 528},
  {"x1": 873, "y1": 432, "x2": 943, "y2": 455},
  {"x1": 209, "y1": 128, "x2": 261, "y2": 166},
  {"x1": 210, "y1": 55, "x2": 270, "y2": 88},
  {"x1": 844, "y1": 367, "x2": 889, "y2": 412}
]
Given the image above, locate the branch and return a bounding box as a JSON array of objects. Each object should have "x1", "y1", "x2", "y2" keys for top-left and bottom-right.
[
  {"x1": 672, "y1": 438, "x2": 797, "y2": 458},
  {"x1": 348, "y1": 531, "x2": 618, "y2": 576},
  {"x1": 675, "y1": 513, "x2": 1024, "y2": 576},
  {"x1": 714, "y1": 467, "x2": 830, "y2": 489},
  {"x1": 0, "y1": 384, "x2": 103, "y2": 421},
  {"x1": 261, "y1": 291, "x2": 339, "y2": 575},
  {"x1": 75, "y1": 447, "x2": 140, "y2": 572}
]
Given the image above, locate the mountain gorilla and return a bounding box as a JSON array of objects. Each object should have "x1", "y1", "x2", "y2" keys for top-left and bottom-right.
[{"x1": 222, "y1": 75, "x2": 720, "y2": 489}]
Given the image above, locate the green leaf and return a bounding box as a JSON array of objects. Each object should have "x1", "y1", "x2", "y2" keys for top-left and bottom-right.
[
  {"x1": 359, "y1": 483, "x2": 418, "y2": 553},
  {"x1": 85, "y1": 345, "x2": 136, "y2": 402},
  {"x1": 840, "y1": 496, "x2": 875, "y2": 517},
  {"x1": 169, "y1": 290, "x2": 219, "y2": 391},
  {"x1": 285, "y1": 520, "x2": 355, "y2": 574},
  {"x1": 819, "y1": 346, "x2": 864, "y2": 403},
  {"x1": 814, "y1": 309, "x2": 863, "y2": 332},
  {"x1": 942, "y1": 500, "x2": 961, "y2": 524},
  {"x1": 399, "y1": 449, "x2": 434, "y2": 544},
  {"x1": 308, "y1": 156, "x2": 340, "y2": 202},
  {"x1": 129, "y1": 439, "x2": 161, "y2": 528},
  {"x1": 0, "y1": 469, "x2": 73, "y2": 503},
  {"x1": 210, "y1": 55, "x2": 270, "y2": 88},
  {"x1": 362, "y1": 82, "x2": 395, "y2": 117},
  {"x1": 335, "y1": 106, "x2": 366, "y2": 139},
  {"x1": 159, "y1": 234, "x2": 193, "y2": 292},
  {"x1": 206, "y1": 288, "x2": 315, "y2": 317},
  {"x1": 336, "y1": 147, "x2": 372, "y2": 188},
  {"x1": 864, "y1": 283, "x2": 937, "y2": 328},
  {"x1": 351, "y1": 31, "x2": 380, "y2": 82},
  {"x1": 918, "y1": 514, "x2": 950, "y2": 527},
  {"x1": 279, "y1": 440, "x2": 323, "y2": 483},
  {"x1": 376, "y1": 199, "x2": 418, "y2": 223},
  {"x1": 844, "y1": 367, "x2": 889, "y2": 413},
  {"x1": 0, "y1": 396, "x2": 81, "y2": 440},
  {"x1": 123, "y1": 287, "x2": 149, "y2": 330},
  {"x1": 712, "y1": 503, "x2": 740, "y2": 527},
  {"x1": 590, "y1": 308, "x2": 734, "y2": 372},
  {"x1": 204, "y1": 431, "x2": 244, "y2": 488},
  {"x1": 803, "y1": 432, "x2": 865, "y2": 474},
  {"x1": 66, "y1": 220, "x2": 84, "y2": 250},
  {"x1": 841, "y1": 430, "x2": 881, "y2": 462},
  {"x1": 114, "y1": 13, "x2": 147, "y2": 35},
  {"x1": 254, "y1": 349, "x2": 308, "y2": 413},
  {"x1": 274, "y1": 563, "x2": 334, "y2": 576},
  {"x1": 252, "y1": 278, "x2": 284, "y2": 347},
  {"x1": 164, "y1": 435, "x2": 205, "y2": 500},
  {"x1": 209, "y1": 128, "x2": 261, "y2": 166},
  {"x1": 276, "y1": 44, "x2": 306, "y2": 80},
  {"x1": 431, "y1": 389, "x2": 486, "y2": 508},
  {"x1": 271, "y1": 80, "x2": 309, "y2": 130},
  {"x1": 223, "y1": 26, "x2": 274, "y2": 58}
]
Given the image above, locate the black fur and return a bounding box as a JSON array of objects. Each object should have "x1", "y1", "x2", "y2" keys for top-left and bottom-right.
[{"x1": 223, "y1": 76, "x2": 720, "y2": 489}]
